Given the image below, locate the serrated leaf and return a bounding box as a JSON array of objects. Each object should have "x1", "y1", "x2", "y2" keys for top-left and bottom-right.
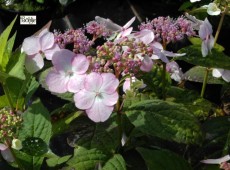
[
  {"x1": 17, "y1": 99, "x2": 51, "y2": 169},
  {"x1": 136, "y1": 147, "x2": 192, "y2": 170},
  {"x1": 67, "y1": 114, "x2": 120, "y2": 155},
  {"x1": 39, "y1": 68, "x2": 73, "y2": 101},
  {"x1": 0, "y1": 16, "x2": 17, "y2": 71},
  {"x1": 18, "y1": 99, "x2": 52, "y2": 143},
  {"x1": 167, "y1": 86, "x2": 217, "y2": 118},
  {"x1": 25, "y1": 77, "x2": 39, "y2": 105},
  {"x1": 6, "y1": 50, "x2": 26, "y2": 80},
  {"x1": 46, "y1": 155, "x2": 71, "y2": 167},
  {"x1": 13, "y1": 149, "x2": 43, "y2": 170},
  {"x1": 177, "y1": 45, "x2": 230, "y2": 70},
  {"x1": 184, "y1": 66, "x2": 225, "y2": 84},
  {"x1": 2, "y1": 32, "x2": 17, "y2": 70},
  {"x1": 65, "y1": 147, "x2": 107, "y2": 170},
  {"x1": 102, "y1": 154, "x2": 126, "y2": 170},
  {"x1": 126, "y1": 99, "x2": 203, "y2": 144}
]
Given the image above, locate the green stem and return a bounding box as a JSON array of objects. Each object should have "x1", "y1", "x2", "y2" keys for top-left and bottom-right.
[
  {"x1": 162, "y1": 63, "x2": 166, "y2": 100},
  {"x1": 200, "y1": 68, "x2": 209, "y2": 98},
  {"x1": 200, "y1": 7, "x2": 227, "y2": 97}
]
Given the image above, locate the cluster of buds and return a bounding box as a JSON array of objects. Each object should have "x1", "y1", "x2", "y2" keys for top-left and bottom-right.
[
  {"x1": 0, "y1": 108, "x2": 22, "y2": 143},
  {"x1": 139, "y1": 16, "x2": 196, "y2": 44},
  {"x1": 54, "y1": 29, "x2": 94, "y2": 54},
  {"x1": 85, "y1": 20, "x2": 112, "y2": 38}
]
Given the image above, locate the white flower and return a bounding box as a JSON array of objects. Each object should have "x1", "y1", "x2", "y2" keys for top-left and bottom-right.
[
  {"x1": 190, "y1": 0, "x2": 201, "y2": 3},
  {"x1": 11, "y1": 139, "x2": 22, "y2": 150},
  {"x1": 212, "y1": 68, "x2": 230, "y2": 82},
  {"x1": 201, "y1": 154, "x2": 230, "y2": 164},
  {"x1": 207, "y1": 3, "x2": 221, "y2": 16}
]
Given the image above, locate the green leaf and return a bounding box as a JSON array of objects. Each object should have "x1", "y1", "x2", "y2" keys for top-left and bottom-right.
[
  {"x1": 177, "y1": 45, "x2": 230, "y2": 70},
  {"x1": 52, "y1": 110, "x2": 82, "y2": 136},
  {"x1": 18, "y1": 99, "x2": 51, "y2": 143},
  {"x1": 17, "y1": 99, "x2": 51, "y2": 169},
  {"x1": 0, "y1": 16, "x2": 17, "y2": 71},
  {"x1": 102, "y1": 154, "x2": 126, "y2": 170},
  {"x1": 22, "y1": 137, "x2": 48, "y2": 156},
  {"x1": 65, "y1": 147, "x2": 107, "y2": 170},
  {"x1": 201, "y1": 116, "x2": 230, "y2": 158},
  {"x1": 188, "y1": 37, "x2": 225, "y2": 52},
  {"x1": 184, "y1": 66, "x2": 225, "y2": 84},
  {"x1": 25, "y1": 77, "x2": 39, "y2": 105},
  {"x1": 6, "y1": 49, "x2": 26, "y2": 80},
  {"x1": 178, "y1": 1, "x2": 193, "y2": 11},
  {"x1": 39, "y1": 68, "x2": 73, "y2": 101},
  {"x1": 136, "y1": 147, "x2": 192, "y2": 170},
  {"x1": 0, "y1": 95, "x2": 10, "y2": 108},
  {"x1": 0, "y1": 71, "x2": 9, "y2": 83},
  {"x1": 126, "y1": 99, "x2": 203, "y2": 144},
  {"x1": 2, "y1": 32, "x2": 17, "y2": 70},
  {"x1": 167, "y1": 86, "x2": 217, "y2": 118},
  {"x1": 67, "y1": 114, "x2": 120, "y2": 155},
  {"x1": 13, "y1": 150, "x2": 43, "y2": 170},
  {"x1": 46, "y1": 155, "x2": 71, "y2": 167}
]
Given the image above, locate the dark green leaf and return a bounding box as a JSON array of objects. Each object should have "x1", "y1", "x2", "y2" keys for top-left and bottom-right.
[
  {"x1": 102, "y1": 154, "x2": 126, "y2": 170},
  {"x1": 25, "y1": 77, "x2": 39, "y2": 105},
  {"x1": 65, "y1": 147, "x2": 107, "y2": 170},
  {"x1": 0, "y1": 16, "x2": 17, "y2": 71},
  {"x1": 177, "y1": 45, "x2": 230, "y2": 70},
  {"x1": 178, "y1": 1, "x2": 193, "y2": 11},
  {"x1": 0, "y1": 95, "x2": 10, "y2": 108},
  {"x1": 184, "y1": 66, "x2": 225, "y2": 84},
  {"x1": 0, "y1": 71, "x2": 9, "y2": 83},
  {"x1": 67, "y1": 114, "x2": 120, "y2": 155},
  {"x1": 126, "y1": 99, "x2": 203, "y2": 144},
  {"x1": 22, "y1": 137, "x2": 48, "y2": 156},
  {"x1": 136, "y1": 147, "x2": 192, "y2": 170}
]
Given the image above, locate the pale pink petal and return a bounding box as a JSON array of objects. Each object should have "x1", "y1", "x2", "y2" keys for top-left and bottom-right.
[
  {"x1": 1, "y1": 148, "x2": 15, "y2": 162},
  {"x1": 199, "y1": 23, "x2": 208, "y2": 40},
  {"x1": 95, "y1": 16, "x2": 121, "y2": 31},
  {"x1": 40, "y1": 30, "x2": 55, "y2": 51},
  {"x1": 0, "y1": 143, "x2": 7, "y2": 150},
  {"x1": 101, "y1": 92, "x2": 118, "y2": 106},
  {"x1": 123, "y1": 78, "x2": 131, "y2": 92},
  {"x1": 100, "y1": 73, "x2": 119, "y2": 94},
  {"x1": 208, "y1": 35, "x2": 215, "y2": 51},
  {"x1": 74, "y1": 89, "x2": 95, "y2": 109},
  {"x1": 201, "y1": 41, "x2": 209, "y2": 57},
  {"x1": 140, "y1": 55, "x2": 153, "y2": 72},
  {"x1": 67, "y1": 74, "x2": 86, "y2": 93},
  {"x1": 84, "y1": 72, "x2": 103, "y2": 92},
  {"x1": 72, "y1": 54, "x2": 89, "y2": 74},
  {"x1": 25, "y1": 54, "x2": 44, "y2": 74},
  {"x1": 152, "y1": 42, "x2": 163, "y2": 50},
  {"x1": 222, "y1": 70, "x2": 230, "y2": 82},
  {"x1": 38, "y1": 28, "x2": 49, "y2": 37},
  {"x1": 121, "y1": 27, "x2": 133, "y2": 37},
  {"x1": 201, "y1": 155, "x2": 230, "y2": 164},
  {"x1": 44, "y1": 44, "x2": 60, "y2": 60},
  {"x1": 134, "y1": 29, "x2": 154, "y2": 44},
  {"x1": 163, "y1": 51, "x2": 186, "y2": 57},
  {"x1": 86, "y1": 98, "x2": 114, "y2": 122},
  {"x1": 123, "y1": 17, "x2": 135, "y2": 29},
  {"x1": 52, "y1": 49, "x2": 74, "y2": 72},
  {"x1": 22, "y1": 36, "x2": 40, "y2": 55},
  {"x1": 212, "y1": 68, "x2": 224, "y2": 78},
  {"x1": 46, "y1": 70, "x2": 68, "y2": 93}
]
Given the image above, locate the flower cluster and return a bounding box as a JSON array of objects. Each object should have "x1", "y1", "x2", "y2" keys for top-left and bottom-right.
[
  {"x1": 0, "y1": 108, "x2": 22, "y2": 142},
  {"x1": 139, "y1": 16, "x2": 196, "y2": 44},
  {"x1": 21, "y1": 16, "x2": 192, "y2": 122}
]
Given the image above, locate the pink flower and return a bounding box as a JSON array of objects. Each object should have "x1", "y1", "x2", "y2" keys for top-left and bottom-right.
[
  {"x1": 74, "y1": 72, "x2": 119, "y2": 122},
  {"x1": 22, "y1": 28, "x2": 60, "y2": 73},
  {"x1": 95, "y1": 16, "x2": 135, "y2": 39},
  {"x1": 46, "y1": 49, "x2": 89, "y2": 93},
  {"x1": 0, "y1": 143, "x2": 15, "y2": 162},
  {"x1": 166, "y1": 61, "x2": 184, "y2": 82},
  {"x1": 198, "y1": 18, "x2": 214, "y2": 57}
]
